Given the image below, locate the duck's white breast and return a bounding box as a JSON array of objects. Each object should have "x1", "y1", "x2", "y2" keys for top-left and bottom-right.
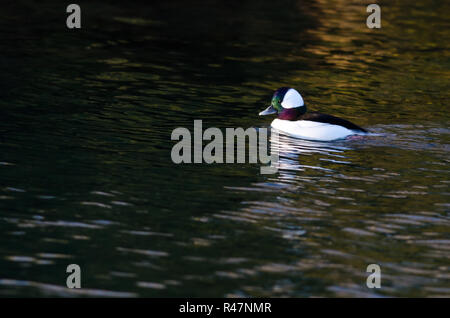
[{"x1": 271, "y1": 119, "x2": 360, "y2": 141}]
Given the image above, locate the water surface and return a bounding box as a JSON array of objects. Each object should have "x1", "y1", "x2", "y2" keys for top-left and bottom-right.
[{"x1": 0, "y1": 0, "x2": 449, "y2": 297}]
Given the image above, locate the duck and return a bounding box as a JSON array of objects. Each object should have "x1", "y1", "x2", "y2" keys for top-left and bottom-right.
[{"x1": 259, "y1": 87, "x2": 367, "y2": 141}]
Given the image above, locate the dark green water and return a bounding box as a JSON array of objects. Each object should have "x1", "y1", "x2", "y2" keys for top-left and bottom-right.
[{"x1": 0, "y1": 0, "x2": 449, "y2": 297}]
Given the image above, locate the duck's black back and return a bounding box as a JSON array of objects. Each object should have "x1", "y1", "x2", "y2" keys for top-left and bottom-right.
[{"x1": 301, "y1": 112, "x2": 367, "y2": 132}]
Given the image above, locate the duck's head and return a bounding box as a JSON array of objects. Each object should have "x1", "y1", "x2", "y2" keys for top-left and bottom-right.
[{"x1": 259, "y1": 87, "x2": 306, "y2": 120}]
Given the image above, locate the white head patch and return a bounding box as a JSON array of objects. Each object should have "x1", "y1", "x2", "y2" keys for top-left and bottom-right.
[{"x1": 281, "y1": 88, "x2": 304, "y2": 109}]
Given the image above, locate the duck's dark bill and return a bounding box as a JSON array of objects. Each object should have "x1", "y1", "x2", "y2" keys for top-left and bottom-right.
[{"x1": 259, "y1": 105, "x2": 277, "y2": 116}]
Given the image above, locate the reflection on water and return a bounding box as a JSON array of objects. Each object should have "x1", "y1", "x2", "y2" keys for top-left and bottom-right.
[
  {"x1": 0, "y1": 0, "x2": 449, "y2": 297},
  {"x1": 275, "y1": 132, "x2": 353, "y2": 173},
  {"x1": 222, "y1": 125, "x2": 449, "y2": 297}
]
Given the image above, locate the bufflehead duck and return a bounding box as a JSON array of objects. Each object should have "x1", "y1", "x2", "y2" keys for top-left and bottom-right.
[{"x1": 259, "y1": 87, "x2": 367, "y2": 141}]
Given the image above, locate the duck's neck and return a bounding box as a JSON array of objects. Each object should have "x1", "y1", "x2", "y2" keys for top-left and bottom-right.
[{"x1": 278, "y1": 107, "x2": 307, "y2": 121}]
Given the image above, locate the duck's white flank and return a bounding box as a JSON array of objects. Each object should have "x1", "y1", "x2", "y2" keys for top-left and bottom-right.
[{"x1": 271, "y1": 119, "x2": 364, "y2": 141}]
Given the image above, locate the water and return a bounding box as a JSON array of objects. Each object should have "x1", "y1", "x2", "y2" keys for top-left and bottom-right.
[{"x1": 0, "y1": 0, "x2": 449, "y2": 297}]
